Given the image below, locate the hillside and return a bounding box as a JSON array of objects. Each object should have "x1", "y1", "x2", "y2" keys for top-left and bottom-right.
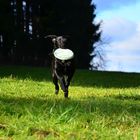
[{"x1": 0, "y1": 66, "x2": 140, "y2": 139}]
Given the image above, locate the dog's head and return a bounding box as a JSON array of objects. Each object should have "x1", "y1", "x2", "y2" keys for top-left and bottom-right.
[
  {"x1": 45, "y1": 35, "x2": 74, "y2": 61},
  {"x1": 45, "y1": 35, "x2": 69, "y2": 49}
]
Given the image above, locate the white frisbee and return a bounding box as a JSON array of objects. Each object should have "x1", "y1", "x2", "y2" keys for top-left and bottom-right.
[{"x1": 54, "y1": 48, "x2": 74, "y2": 61}]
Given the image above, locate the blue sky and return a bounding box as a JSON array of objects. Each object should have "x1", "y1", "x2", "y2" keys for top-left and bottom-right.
[{"x1": 93, "y1": 0, "x2": 140, "y2": 72}]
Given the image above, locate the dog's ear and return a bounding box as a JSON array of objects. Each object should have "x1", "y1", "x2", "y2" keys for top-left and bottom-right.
[
  {"x1": 45, "y1": 35, "x2": 57, "y2": 39},
  {"x1": 45, "y1": 35, "x2": 58, "y2": 44},
  {"x1": 52, "y1": 38, "x2": 57, "y2": 43}
]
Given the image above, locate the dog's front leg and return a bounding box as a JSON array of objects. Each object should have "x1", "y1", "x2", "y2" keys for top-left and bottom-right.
[
  {"x1": 56, "y1": 73, "x2": 68, "y2": 98},
  {"x1": 59, "y1": 77, "x2": 68, "y2": 98},
  {"x1": 52, "y1": 73, "x2": 59, "y2": 94}
]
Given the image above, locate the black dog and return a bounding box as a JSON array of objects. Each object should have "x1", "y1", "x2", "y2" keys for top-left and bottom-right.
[{"x1": 46, "y1": 35, "x2": 75, "y2": 98}]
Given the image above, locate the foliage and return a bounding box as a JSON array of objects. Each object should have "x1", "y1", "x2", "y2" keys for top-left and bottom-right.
[
  {"x1": 0, "y1": 66, "x2": 140, "y2": 139},
  {"x1": 0, "y1": 0, "x2": 101, "y2": 69}
]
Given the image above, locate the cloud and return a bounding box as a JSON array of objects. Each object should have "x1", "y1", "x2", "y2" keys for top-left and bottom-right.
[
  {"x1": 101, "y1": 18, "x2": 137, "y2": 42},
  {"x1": 107, "y1": 54, "x2": 140, "y2": 72},
  {"x1": 93, "y1": 0, "x2": 140, "y2": 72},
  {"x1": 106, "y1": 22, "x2": 140, "y2": 51},
  {"x1": 105, "y1": 22, "x2": 140, "y2": 72},
  {"x1": 93, "y1": 0, "x2": 139, "y2": 11}
]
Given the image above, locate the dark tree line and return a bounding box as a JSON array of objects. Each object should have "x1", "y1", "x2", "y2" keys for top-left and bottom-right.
[{"x1": 0, "y1": 0, "x2": 101, "y2": 69}]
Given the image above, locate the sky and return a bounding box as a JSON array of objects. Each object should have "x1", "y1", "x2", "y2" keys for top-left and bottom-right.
[{"x1": 93, "y1": 0, "x2": 140, "y2": 73}]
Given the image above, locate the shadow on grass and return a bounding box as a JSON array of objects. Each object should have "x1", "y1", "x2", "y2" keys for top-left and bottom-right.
[
  {"x1": 0, "y1": 65, "x2": 140, "y2": 88},
  {"x1": 114, "y1": 94, "x2": 140, "y2": 101},
  {"x1": 0, "y1": 94, "x2": 139, "y2": 139},
  {"x1": 0, "y1": 65, "x2": 52, "y2": 81},
  {"x1": 73, "y1": 70, "x2": 140, "y2": 88},
  {"x1": 0, "y1": 94, "x2": 140, "y2": 118}
]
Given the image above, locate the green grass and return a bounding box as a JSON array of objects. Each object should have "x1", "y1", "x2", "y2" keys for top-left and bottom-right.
[{"x1": 0, "y1": 66, "x2": 140, "y2": 140}]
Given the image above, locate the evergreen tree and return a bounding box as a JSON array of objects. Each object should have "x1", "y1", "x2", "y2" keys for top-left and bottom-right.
[
  {"x1": 0, "y1": 0, "x2": 101, "y2": 69},
  {"x1": 0, "y1": 0, "x2": 14, "y2": 63},
  {"x1": 39, "y1": 0, "x2": 101, "y2": 68}
]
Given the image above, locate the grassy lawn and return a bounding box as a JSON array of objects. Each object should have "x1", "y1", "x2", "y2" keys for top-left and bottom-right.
[{"x1": 0, "y1": 66, "x2": 140, "y2": 140}]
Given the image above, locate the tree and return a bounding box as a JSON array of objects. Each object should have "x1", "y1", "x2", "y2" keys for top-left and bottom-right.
[
  {"x1": 0, "y1": 0, "x2": 101, "y2": 69},
  {"x1": 39, "y1": 0, "x2": 101, "y2": 68},
  {"x1": 91, "y1": 39, "x2": 107, "y2": 70},
  {"x1": 0, "y1": 0, "x2": 15, "y2": 63}
]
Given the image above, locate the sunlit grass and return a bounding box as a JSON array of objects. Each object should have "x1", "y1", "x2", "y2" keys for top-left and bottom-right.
[{"x1": 0, "y1": 66, "x2": 140, "y2": 139}]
